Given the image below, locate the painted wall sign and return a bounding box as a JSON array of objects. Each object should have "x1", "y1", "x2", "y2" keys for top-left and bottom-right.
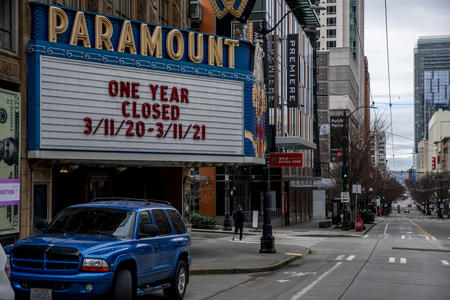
[
  {"x1": 269, "y1": 153, "x2": 303, "y2": 167},
  {"x1": 286, "y1": 34, "x2": 299, "y2": 108},
  {"x1": 28, "y1": 3, "x2": 265, "y2": 164},
  {"x1": 0, "y1": 88, "x2": 20, "y2": 235}
]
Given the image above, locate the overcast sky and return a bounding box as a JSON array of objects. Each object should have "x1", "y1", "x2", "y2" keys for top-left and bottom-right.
[{"x1": 365, "y1": 0, "x2": 450, "y2": 171}]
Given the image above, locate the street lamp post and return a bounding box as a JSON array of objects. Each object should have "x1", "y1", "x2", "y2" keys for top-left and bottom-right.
[
  {"x1": 256, "y1": 2, "x2": 325, "y2": 253},
  {"x1": 223, "y1": 166, "x2": 232, "y2": 230}
]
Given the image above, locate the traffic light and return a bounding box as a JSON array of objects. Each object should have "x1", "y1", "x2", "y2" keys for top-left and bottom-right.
[
  {"x1": 342, "y1": 165, "x2": 349, "y2": 190},
  {"x1": 342, "y1": 165, "x2": 349, "y2": 179}
]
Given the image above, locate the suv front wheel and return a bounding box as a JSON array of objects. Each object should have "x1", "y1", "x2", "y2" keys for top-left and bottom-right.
[
  {"x1": 164, "y1": 260, "x2": 187, "y2": 300},
  {"x1": 112, "y1": 268, "x2": 133, "y2": 300}
]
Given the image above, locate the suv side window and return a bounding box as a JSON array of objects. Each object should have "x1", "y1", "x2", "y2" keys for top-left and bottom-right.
[
  {"x1": 167, "y1": 210, "x2": 186, "y2": 234},
  {"x1": 138, "y1": 211, "x2": 152, "y2": 236},
  {"x1": 151, "y1": 209, "x2": 171, "y2": 235}
]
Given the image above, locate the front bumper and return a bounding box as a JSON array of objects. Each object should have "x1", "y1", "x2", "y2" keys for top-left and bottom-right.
[{"x1": 11, "y1": 270, "x2": 114, "y2": 299}]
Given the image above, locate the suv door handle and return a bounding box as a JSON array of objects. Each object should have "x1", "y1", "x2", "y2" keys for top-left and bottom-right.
[{"x1": 174, "y1": 243, "x2": 179, "y2": 248}]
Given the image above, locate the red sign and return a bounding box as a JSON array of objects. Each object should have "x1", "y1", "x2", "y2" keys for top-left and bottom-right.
[{"x1": 269, "y1": 153, "x2": 303, "y2": 167}]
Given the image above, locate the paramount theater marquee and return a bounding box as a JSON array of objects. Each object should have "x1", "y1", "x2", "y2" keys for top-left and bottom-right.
[{"x1": 27, "y1": 2, "x2": 266, "y2": 164}]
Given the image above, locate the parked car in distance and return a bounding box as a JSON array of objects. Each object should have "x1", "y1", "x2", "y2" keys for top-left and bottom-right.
[
  {"x1": 0, "y1": 244, "x2": 14, "y2": 300},
  {"x1": 404, "y1": 208, "x2": 410, "y2": 213},
  {"x1": 4, "y1": 198, "x2": 190, "y2": 300}
]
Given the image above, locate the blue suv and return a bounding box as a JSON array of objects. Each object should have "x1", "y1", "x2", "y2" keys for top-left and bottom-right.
[{"x1": 4, "y1": 198, "x2": 191, "y2": 300}]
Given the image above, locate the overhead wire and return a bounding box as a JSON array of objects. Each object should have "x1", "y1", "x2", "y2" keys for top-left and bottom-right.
[{"x1": 384, "y1": 0, "x2": 395, "y2": 169}]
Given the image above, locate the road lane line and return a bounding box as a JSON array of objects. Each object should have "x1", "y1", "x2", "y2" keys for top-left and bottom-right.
[
  {"x1": 425, "y1": 236, "x2": 430, "y2": 240},
  {"x1": 363, "y1": 234, "x2": 369, "y2": 238},
  {"x1": 430, "y1": 236, "x2": 436, "y2": 240},
  {"x1": 384, "y1": 234, "x2": 389, "y2": 239},
  {"x1": 290, "y1": 262, "x2": 342, "y2": 300},
  {"x1": 335, "y1": 255, "x2": 345, "y2": 261},
  {"x1": 389, "y1": 257, "x2": 395, "y2": 263},
  {"x1": 346, "y1": 255, "x2": 356, "y2": 261},
  {"x1": 409, "y1": 220, "x2": 432, "y2": 238},
  {"x1": 442, "y1": 260, "x2": 449, "y2": 265},
  {"x1": 384, "y1": 223, "x2": 389, "y2": 235},
  {"x1": 400, "y1": 258, "x2": 407, "y2": 264}
]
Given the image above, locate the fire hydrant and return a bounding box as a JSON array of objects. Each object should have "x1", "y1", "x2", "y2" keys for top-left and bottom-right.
[{"x1": 355, "y1": 214, "x2": 363, "y2": 232}]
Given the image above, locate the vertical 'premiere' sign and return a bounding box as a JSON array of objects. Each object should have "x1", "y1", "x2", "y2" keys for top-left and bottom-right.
[{"x1": 287, "y1": 34, "x2": 299, "y2": 108}]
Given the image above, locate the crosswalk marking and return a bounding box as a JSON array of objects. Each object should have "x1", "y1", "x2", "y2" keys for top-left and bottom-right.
[
  {"x1": 335, "y1": 255, "x2": 345, "y2": 261},
  {"x1": 425, "y1": 236, "x2": 430, "y2": 240},
  {"x1": 442, "y1": 260, "x2": 449, "y2": 266},
  {"x1": 400, "y1": 258, "x2": 407, "y2": 264},
  {"x1": 363, "y1": 234, "x2": 369, "y2": 238},
  {"x1": 346, "y1": 255, "x2": 356, "y2": 261},
  {"x1": 401, "y1": 235, "x2": 405, "y2": 239},
  {"x1": 430, "y1": 236, "x2": 436, "y2": 240},
  {"x1": 389, "y1": 257, "x2": 395, "y2": 263}
]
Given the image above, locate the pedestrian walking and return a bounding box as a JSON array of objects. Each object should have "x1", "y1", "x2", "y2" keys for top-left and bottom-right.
[{"x1": 232, "y1": 204, "x2": 244, "y2": 242}]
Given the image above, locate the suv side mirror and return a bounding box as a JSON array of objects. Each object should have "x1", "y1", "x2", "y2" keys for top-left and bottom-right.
[
  {"x1": 35, "y1": 219, "x2": 48, "y2": 231},
  {"x1": 140, "y1": 224, "x2": 159, "y2": 238}
]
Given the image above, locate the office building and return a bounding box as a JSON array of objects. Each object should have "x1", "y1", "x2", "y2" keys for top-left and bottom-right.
[{"x1": 414, "y1": 36, "x2": 450, "y2": 155}]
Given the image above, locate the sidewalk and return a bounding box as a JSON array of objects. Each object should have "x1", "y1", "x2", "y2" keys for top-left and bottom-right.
[{"x1": 189, "y1": 220, "x2": 376, "y2": 275}]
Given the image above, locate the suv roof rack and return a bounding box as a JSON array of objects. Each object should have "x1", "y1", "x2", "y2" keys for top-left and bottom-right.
[{"x1": 91, "y1": 197, "x2": 172, "y2": 206}]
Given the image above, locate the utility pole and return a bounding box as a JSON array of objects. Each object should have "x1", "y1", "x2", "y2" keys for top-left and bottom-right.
[{"x1": 342, "y1": 111, "x2": 350, "y2": 230}]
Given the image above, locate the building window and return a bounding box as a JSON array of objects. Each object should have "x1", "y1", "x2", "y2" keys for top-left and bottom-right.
[
  {"x1": 316, "y1": 41, "x2": 320, "y2": 49},
  {"x1": 327, "y1": 0, "x2": 336, "y2": 3},
  {"x1": 327, "y1": 6, "x2": 336, "y2": 14},
  {"x1": 327, "y1": 40, "x2": 336, "y2": 48},
  {"x1": 44, "y1": 0, "x2": 84, "y2": 9},
  {"x1": 160, "y1": 0, "x2": 170, "y2": 26},
  {"x1": 0, "y1": 0, "x2": 17, "y2": 53},
  {"x1": 327, "y1": 17, "x2": 336, "y2": 26},
  {"x1": 115, "y1": 0, "x2": 132, "y2": 18},
  {"x1": 327, "y1": 29, "x2": 336, "y2": 38}
]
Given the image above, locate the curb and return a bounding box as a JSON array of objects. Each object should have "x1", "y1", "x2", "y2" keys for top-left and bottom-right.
[
  {"x1": 362, "y1": 223, "x2": 376, "y2": 235},
  {"x1": 292, "y1": 223, "x2": 376, "y2": 238},
  {"x1": 190, "y1": 248, "x2": 311, "y2": 275},
  {"x1": 191, "y1": 228, "x2": 259, "y2": 236}
]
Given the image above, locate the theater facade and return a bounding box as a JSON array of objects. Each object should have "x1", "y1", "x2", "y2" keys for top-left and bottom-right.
[{"x1": 18, "y1": 2, "x2": 266, "y2": 237}]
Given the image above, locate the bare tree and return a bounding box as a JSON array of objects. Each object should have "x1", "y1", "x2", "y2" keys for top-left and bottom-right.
[{"x1": 329, "y1": 112, "x2": 393, "y2": 219}]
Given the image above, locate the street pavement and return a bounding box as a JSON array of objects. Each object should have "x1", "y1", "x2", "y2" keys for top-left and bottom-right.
[{"x1": 143, "y1": 202, "x2": 449, "y2": 299}]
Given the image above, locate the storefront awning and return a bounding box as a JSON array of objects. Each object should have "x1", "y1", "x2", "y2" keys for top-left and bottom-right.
[
  {"x1": 275, "y1": 136, "x2": 316, "y2": 150},
  {"x1": 285, "y1": 0, "x2": 321, "y2": 28}
]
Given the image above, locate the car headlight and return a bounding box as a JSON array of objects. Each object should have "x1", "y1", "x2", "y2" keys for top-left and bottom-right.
[{"x1": 81, "y1": 258, "x2": 110, "y2": 272}]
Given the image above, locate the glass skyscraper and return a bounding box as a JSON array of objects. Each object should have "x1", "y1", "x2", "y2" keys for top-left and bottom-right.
[{"x1": 414, "y1": 36, "x2": 450, "y2": 154}]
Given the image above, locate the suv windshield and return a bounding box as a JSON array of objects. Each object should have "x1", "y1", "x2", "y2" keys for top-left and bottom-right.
[{"x1": 44, "y1": 207, "x2": 136, "y2": 238}]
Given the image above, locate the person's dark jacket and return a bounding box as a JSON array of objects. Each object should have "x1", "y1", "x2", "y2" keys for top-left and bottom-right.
[{"x1": 234, "y1": 210, "x2": 244, "y2": 226}]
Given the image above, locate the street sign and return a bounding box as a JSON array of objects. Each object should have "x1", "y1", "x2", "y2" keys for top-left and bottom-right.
[
  {"x1": 341, "y1": 192, "x2": 350, "y2": 203},
  {"x1": 269, "y1": 153, "x2": 303, "y2": 167},
  {"x1": 352, "y1": 184, "x2": 361, "y2": 194}
]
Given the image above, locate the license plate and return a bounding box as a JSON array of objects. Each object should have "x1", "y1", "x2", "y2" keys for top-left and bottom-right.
[{"x1": 30, "y1": 288, "x2": 52, "y2": 300}]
